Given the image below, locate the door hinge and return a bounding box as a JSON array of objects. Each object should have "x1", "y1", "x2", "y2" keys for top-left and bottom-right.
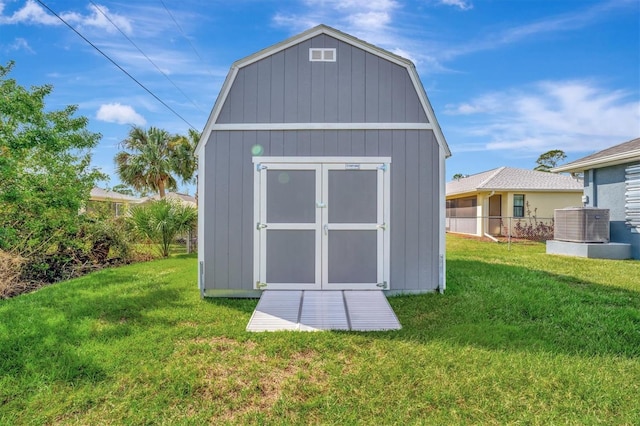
[
  {"x1": 256, "y1": 222, "x2": 267, "y2": 230},
  {"x1": 377, "y1": 223, "x2": 387, "y2": 230},
  {"x1": 256, "y1": 281, "x2": 267, "y2": 289},
  {"x1": 256, "y1": 163, "x2": 267, "y2": 171},
  {"x1": 376, "y1": 281, "x2": 388, "y2": 289},
  {"x1": 378, "y1": 163, "x2": 388, "y2": 171}
]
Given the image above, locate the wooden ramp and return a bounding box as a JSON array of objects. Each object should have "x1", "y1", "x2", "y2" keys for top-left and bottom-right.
[{"x1": 246, "y1": 290, "x2": 401, "y2": 332}]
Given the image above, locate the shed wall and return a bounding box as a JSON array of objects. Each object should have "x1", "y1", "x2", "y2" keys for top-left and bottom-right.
[
  {"x1": 216, "y1": 34, "x2": 429, "y2": 125},
  {"x1": 202, "y1": 129, "x2": 441, "y2": 293}
]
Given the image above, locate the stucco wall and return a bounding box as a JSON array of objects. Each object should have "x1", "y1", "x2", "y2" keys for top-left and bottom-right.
[
  {"x1": 586, "y1": 164, "x2": 640, "y2": 259},
  {"x1": 505, "y1": 191, "x2": 583, "y2": 220}
]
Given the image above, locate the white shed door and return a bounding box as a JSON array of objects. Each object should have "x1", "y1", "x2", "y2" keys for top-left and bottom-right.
[{"x1": 254, "y1": 158, "x2": 390, "y2": 290}]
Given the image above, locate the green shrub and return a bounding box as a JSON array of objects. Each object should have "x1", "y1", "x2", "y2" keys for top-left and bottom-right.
[{"x1": 128, "y1": 200, "x2": 197, "y2": 257}]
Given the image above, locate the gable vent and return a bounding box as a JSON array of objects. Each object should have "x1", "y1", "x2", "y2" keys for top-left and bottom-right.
[{"x1": 309, "y1": 48, "x2": 336, "y2": 62}]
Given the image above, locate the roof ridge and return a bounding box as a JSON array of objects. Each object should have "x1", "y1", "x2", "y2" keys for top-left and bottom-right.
[{"x1": 476, "y1": 166, "x2": 505, "y2": 189}]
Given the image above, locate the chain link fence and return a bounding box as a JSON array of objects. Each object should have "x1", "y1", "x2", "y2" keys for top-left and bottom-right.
[{"x1": 447, "y1": 216, "x2": 555, "y2": 245}]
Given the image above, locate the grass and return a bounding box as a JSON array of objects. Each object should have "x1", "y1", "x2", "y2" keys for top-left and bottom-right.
[{"x1": 0, "y1": 235, "x2": 638, "y2": 424}]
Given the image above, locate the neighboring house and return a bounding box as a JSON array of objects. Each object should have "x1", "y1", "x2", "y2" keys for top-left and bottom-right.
[
  {"x1": 446, "y1": 167, "x2": 583, "y2": 237},
  {"x1": 551, "y1": 137, "x2": 640, "y2": 259},
  {"x1": 140, "y1": 192, "x2": 197, "y2": 208},
  {"x1": 195, "y1": 24, "x2": 451, "y2": 297},
  {"x1": 88, "y1": 187, "x2": 141, "y2": 217}
]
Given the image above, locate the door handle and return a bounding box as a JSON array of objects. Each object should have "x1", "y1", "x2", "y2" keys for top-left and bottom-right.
[{"x1": 323, "y1": 224, "x2": 329, "y2": 235}]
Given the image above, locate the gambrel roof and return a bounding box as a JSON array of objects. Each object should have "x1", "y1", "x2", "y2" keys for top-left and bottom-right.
[
  {"x1": 446, "y1": 167, "x2": 583, "y2": 197},
  {"x1": 552, "y1": 137, "x2": 640, "y2": 173},
  {"x1": 195, "y1": 24, "x2": 450, "y2": 158}
]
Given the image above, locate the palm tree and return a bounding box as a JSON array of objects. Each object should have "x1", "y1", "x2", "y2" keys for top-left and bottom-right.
[
  {"x1": 115, "y1": 126, "x2": 196, "y2": 199},
  {"x1": 169, "y1": 128, "x2": 199, "y2": 186}
]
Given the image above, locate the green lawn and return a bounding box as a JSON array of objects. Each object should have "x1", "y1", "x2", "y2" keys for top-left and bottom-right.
[{"x1": 1, "y1": 235, "x2": 639, "y2": 424}]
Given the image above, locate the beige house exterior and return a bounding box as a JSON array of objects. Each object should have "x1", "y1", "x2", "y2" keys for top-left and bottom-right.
[
  {"x1": 446, "y1": 167, "x2": 583, "y2": 237},
  {"x1": 88, "y1": 187, "x2": 142, "y2": 216}
]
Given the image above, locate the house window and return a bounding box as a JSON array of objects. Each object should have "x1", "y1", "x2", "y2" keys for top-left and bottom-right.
[
  {"x1": 513, "y1": 194, "x2": 525, "y2": 218},
  {"x1": 626, "y1": 163, "x2": 640, "y2": 232},
  {"x1": 114, "y1": 202, "x2": 124, "y2": 217}
]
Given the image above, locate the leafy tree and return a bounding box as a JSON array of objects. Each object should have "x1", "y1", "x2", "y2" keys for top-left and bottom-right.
[
  {"x1": 111, "y1": 184, "x2": 136, "y2": 196},
  {"x1": 452, "y1": 173, "x2": 467, "y2": 180},
  {"x1": 115, "y1": 126, "x2": 197, "y2": 199},
  {"x1": 534, "y1": 149, "x2": 567, "y2": 172},
  {"x1": 0, "y1": 61, "x2": 104, "y2": 255},
  {"x1": 128, "y1": 199, "x2": 197, "y2": 257}
]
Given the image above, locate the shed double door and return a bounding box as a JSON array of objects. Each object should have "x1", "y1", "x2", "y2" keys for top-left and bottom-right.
[{"x1": 254, "y1": 158, "x2": 390, "y2": 290}]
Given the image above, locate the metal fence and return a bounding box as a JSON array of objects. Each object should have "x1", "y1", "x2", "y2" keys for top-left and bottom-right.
[{"x1": 446, "y1": 216, "x2": 555, "y2": 243}]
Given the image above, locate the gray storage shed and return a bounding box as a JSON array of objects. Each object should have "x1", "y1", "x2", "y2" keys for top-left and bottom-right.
[{"x1": 195, "y1": 25, "x2": 451, "y2": 297}]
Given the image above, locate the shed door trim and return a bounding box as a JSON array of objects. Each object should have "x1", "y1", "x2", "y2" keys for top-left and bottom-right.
[{"x1": 253, "y1": 157, "x2": 391, "y2": 290}]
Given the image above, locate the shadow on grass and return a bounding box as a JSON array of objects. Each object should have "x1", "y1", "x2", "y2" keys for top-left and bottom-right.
[{"x1": 385, "y1": 259, "x2": 640, "y2": 359}]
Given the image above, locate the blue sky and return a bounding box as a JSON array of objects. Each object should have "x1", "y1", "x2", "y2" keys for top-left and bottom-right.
[{"x1": 2, "y1": 0, "x2": 639, "y2": 195}]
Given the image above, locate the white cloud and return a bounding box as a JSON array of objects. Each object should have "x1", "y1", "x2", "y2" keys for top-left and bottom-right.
[
  {"x1": 0, "y1": 1, "x2": 132, "y2": 35},
  {"x1": 96, "y1": 103, "x2": 146, "y2": 126},
  {"x1": 0, "y1": 0, "x2": 59, "y2": 25},
  {"x1": 439, "y1": 0, "x2": 473, "y2": 11},
  {"x1": 446, "y1": 80, "x2": 640, "y2": 153},
  {"x1": 4, "y1": 37, "x2": 34, "y2": 53}
]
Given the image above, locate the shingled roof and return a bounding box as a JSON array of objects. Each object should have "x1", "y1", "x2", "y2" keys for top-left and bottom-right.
[
  {"x1": 552, "y1": 137, "x2": 640, "y2": 173},
  {"x1": 446, "y1": 167, "x2": 583, "y2": 197}
]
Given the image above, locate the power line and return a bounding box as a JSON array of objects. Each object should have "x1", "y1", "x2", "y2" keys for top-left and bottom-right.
[
  {"x1": 89, "y1": 1, "x2": 204, "y2": 113},
  {"x1": 159, "y1": 0, "x2": 218, "y2": 79},
  {"x1": 35, "y1": 0, "x2": 198, "y2": 131}
]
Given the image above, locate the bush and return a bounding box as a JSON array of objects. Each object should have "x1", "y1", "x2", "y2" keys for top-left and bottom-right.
[{"x1": 128, "y1": 200, "x2": 197, "y2": 257}]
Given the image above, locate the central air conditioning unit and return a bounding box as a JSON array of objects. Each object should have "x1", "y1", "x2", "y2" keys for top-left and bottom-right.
[{"x1": 554, "y1": 207, "x2": 610, "y2": 243}]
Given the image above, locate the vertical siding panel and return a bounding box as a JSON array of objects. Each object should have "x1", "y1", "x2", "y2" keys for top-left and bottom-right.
[
  {"x1": 430, "y1": 132, "x2": 440, "y2": 288},
  {"x1": 378, "y1": 130, "x2": 393, "y2": 157},
  {"x1": 337, "y1": 42, "x2": 352, "y2": 123},
  {"x1": 283, "y1": 131, "x2": 297, "y2": 156},
  {"x1": 256, "y1": 131, "x2": 271, "y2": 157},
  {"x1": 365, "y1": 53, "x2": 379, "y2": 122},
  {"x1": 351, "y1": 130, "x2": 365, "y2": 156},
  {"x1": 283, "y1": 47, "x2": 298, "y2": 122},
  {"x1": 242, "y1": 131, "x2": 257, "y2": 289},
  {"x1": 204, "y1": 133, "x2": 217, "y2": 289},
  {"x1": 297, "y1": 130, "x2": 311, "y2": 156},
  {"x1": 365, "y1": 130, "x2": 379, "y2": 155},
  {"x1": 214, "y1": 131, "x2": 230, "y2": 288},
  {"x1": 391, "y1": 130, "x2": 406, "y2": 289},
  {"x1": 216, "y1": 95, "x2": 231, "y2": 123},
  {"x1": 405, "y1": 76, "x2": 420, "y2": 122},
  {"x1": 243, "y1": 64, "x2": 258, "y2": 123},
  {"x1": 297, "y1": 40, "x2": 312, "y2": 122},
  {"x1": 270, "y1": 51, "x2": 285, "y2": 122},
  {"x1": 378, "y1": 59, "x2": 392, "y2": 122},
  {"x1": 324, "y1": 130, "x2": 339, "y2": 156},
  {"x1": 228, "y1": 70, "x2": 244, "y2": 123},
  {"x1": 418, "y1": 131, "x2": 430, "y2": 289},
  {"x1": 404, "y1": 131, "x2": 420, "y2": 290},
  {"x1": 337, "y1": 130, "x2": 352, "y2": 155},
  {"x1": 391, "y1": 65, "x2": 406, "y2": 122},
  {"x1": 310, "y1": 131, "x2": 324, "y2": 156},
  {"x1": 228, "y1": 132, "x2": 244, "y2": 289},
  {"x1": 256, "y1": 57, "x2": 271, "y2": 123},
  {"x1": 310, "y1": 35, "x2": 325, "y2": 122},
  {"x1": 351, "y1": 47, "x2": 366, "y2": 122},
  {"x1": 270, "y1": 130, "x2": 284, "y2": 156},
  {"x1": 324, "y1": 37, "x2": 339, "y2": 122}
]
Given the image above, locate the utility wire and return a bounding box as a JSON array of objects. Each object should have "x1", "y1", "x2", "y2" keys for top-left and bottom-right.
[
  {"x1": 35, "y1": 0, "x2": 198, "y2": 131},
  {"x1": 159, "y1": 0, "x2": 218, "y2": 79},
  {"x1": 89, "y1": 1, "x2": 204, "y2": 113}
]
